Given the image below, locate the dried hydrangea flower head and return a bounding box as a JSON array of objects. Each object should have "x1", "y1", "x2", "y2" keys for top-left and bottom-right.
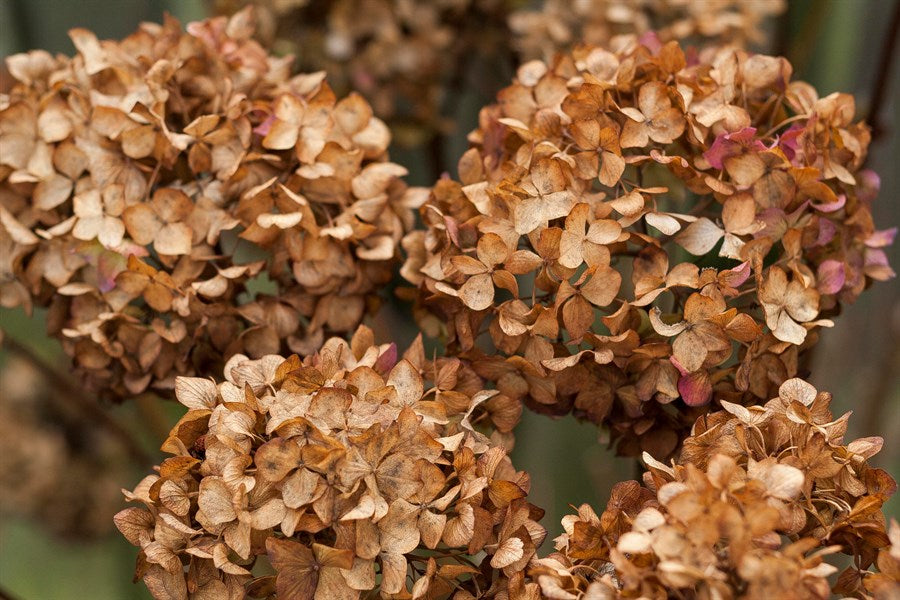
[
  {"x1": 213, "y1": 0, "x2": 512, "y2": 146},
  {"x1": 402, "y1": 39, "x2": 894, "y2": 457},
  {"x1": 115, "y1": 326, "x2": 544, "y2": 599},
  {"x1": 214, "y1": 1, "x2": 785, "y2": 148},
  {"x1": 532, "y1": 378, "x2": 898, "y2": 599},
  {"x1": 0, "y1": 11, "x2": 423, "y2": 398},
  {"x1": 510, "y1": 0, "x2": 786, "y2": 62}
]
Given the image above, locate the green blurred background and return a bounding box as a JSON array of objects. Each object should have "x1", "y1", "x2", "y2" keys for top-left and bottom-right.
[{"x1": 0, "y1": 0, "x2": 897, "y2": 598}]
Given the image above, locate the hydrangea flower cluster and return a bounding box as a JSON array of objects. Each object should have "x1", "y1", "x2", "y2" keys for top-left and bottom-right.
[
  {"x1": 532, "y1": 378, "x2": 899, "y2": 599},
  {"x1": 0, "y1": 7, "x2": 895, "y2": 600},
  {"x1": 510, "y1": 0, "x2": 785, "y2": 61},
  {"x1": 213, "y1": 0, "x2": 513, "y2": 146},
  {"x1": 118, "y1": 357, "x2": 899, "y2": 598},
  {"x1": 212, "y1": 0, "x2": 785, "y2": 146},
  {"x1": 0, "y1": 11, "x2": 422, "y2": 398},
  {"x1": 115, "y1": 326, "x2": 545, "y2": 598},
  {"x1": 402, "y1": 39, "x2": 894, "y2": 457}
]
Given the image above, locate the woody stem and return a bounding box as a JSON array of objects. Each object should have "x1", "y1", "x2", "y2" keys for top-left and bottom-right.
[
  {"x1": 0, "y1": 584, "x2": 24, "y2": 600},
  {"x1": 868, "y1": 0, "x2": 900, "y2": 142},
  {"x1": 1, "y1": 335, "x2": 154, "y2": 467}
]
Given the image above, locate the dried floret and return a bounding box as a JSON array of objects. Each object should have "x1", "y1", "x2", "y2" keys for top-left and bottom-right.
[
  {"x1": 0, "y1": 12, "x2": 422, "y2": 399},
  {"x1": 115, "y1": 326, "x2": 544, "y2": 599},
  {"x1": 402, "y1": 39, "x2": 893, "y2": 457}
]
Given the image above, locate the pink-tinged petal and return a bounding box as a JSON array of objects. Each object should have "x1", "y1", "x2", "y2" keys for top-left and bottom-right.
[
  {"x1": 814, "y1": 219, "x2": 836, "y2": 247},
  {"x1": 777, "y1": 124, "x2": 803, "y2": 161},
  {"x1": 685, "y1": 46, "x2": 700, "y2": 67},
  {"x1": 253, "y1": 113, "x2": 276, "y2": 137},
  {"x1": 704, "y1": 134, "x2": 734, "y2": 169},
  {"x1": 816, "y1": 260, "x2": 845, "y2": 295},
  {"x1": 352, "y1": 68, "x2": 376, "y2": 92},
  {"x1": 857, "y1": 169, "x2": 881, "y2": 202},
  {"x1": 754, "y1": 207, "x2": 788, "y2": 239},
  {"x1": 443, "y1": 216, "x2": 460, "y2": 247},
  {"x1": 812, "y1": 194, "x2": 846, "y2": 213},
  {"x1": 724, "y1": 261, "x2": 752, "y2": 287},
  {"x1": 74, "y1": 241, "x2": 132, "y2": 293},
  {"x1": 115, "y1": 240, "x2": 149, "y2": 256},
  {"x1": 669, "y1": 355, "x2": 688, "y2": 376},
  {"x1": 865, "y1": 227, "x2": 897, "y2": 248},
  {"x1": 670, "y1": 357, "x2": 713, "y2": 406},
  {"x1": 676, "y1": 368, "x2": 713, "y2": 407},
  {"x1": 864, "y1": 248, "x2": 896, "y2": 281},
  {"x1": 638, "y1": 31, "x2": 662, "y2": 54},
  {"x1": 374, "y1": 342, "x2": 398, "y2": 374},
  {"x1": 705, "y1": 128, "x2": 763, "y2": 169},
  {"x1": 97, "y1": 252, "x2": 128, "y2": 293},
  {"x1": 729, "y1": 127, "x2": 764, "y2": 149},
  {"x1": 186, "y1": 21, "x2": 215, "y2": 47}
]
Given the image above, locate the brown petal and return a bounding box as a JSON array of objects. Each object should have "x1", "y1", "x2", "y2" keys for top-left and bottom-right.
[
  {"x1": 266, "y1": 537, "x2": 317, "y2": 600},
  {"x1": 121, "y1": 125, "x2": 157, "y2": 159},
  {"x1": 562, "y1": 295, "x2": 593, "y2": 340},
  {"x1": 263, "y1": 119, "x2": 299, "y2": 150},
  {"x1": 676, "y1": 218, "x2": 724, "y2": 255},
  {"x1": 34, "y1": 174, "x2": 73, "y2": 210},
  {"x1": 113, "y1": 507, "x2": 155, "y2": 546},
  {"x1": 387, "y1": 359, "x2": 425, "y2": 407},
  {"x1": 155, "y1": 222, "x2": 193, "y2": 255},
  {"x1": 490, "y1": 536, "x2": 524, "y2": 568},
  {"x1": 174, "y1": 376, "x2": 218, "y2": 410},
  {"x1": 198, "y1": 477, "x2": 237, "y2": 525},
  {"x1": 418, "y1": 510, "x2": 446, "y2": 549},
  {"x1": 256, "y1": 438, "x2": 303, "y2": 482},
  {"x1": 581, "y1": 265, "x2": 621, "y2": 307},
  {"x1": 123, "y1": 204, "x2": 163, "y2": 245},
  {"x1": 379, "y1": 553, "x2": 407, "y2": 595},
  {"x1": 458, "y1": 273, "x2": 494, "y2": 311}
]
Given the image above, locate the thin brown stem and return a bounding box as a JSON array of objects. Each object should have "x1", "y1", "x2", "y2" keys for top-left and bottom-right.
[
  {"x1": 860, "y1": 318, "x2": 900, "y2": 440},
  {"x1": 868, "y1": 0, "x2": 900, "y2": 143},
  {"x1": 773, "y1": 0, "x2": 793, "y2": 57},
  {"x1": 0, "y1": 585, "x2": 24, "y2": 600},
  {"x1": 1, "y1": 336, "x2": 154, "y2": 467},
  {"x1": 428, "y1": 132, "x2": 445, "y2": 183},
  {"x1": 787, "y1": 0, "x2": 831, "y2": 76}
]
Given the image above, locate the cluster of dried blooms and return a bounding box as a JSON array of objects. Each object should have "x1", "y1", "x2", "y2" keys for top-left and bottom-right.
[
  {"x1": 115, "y1": 326, "x2": 545, "y2": 599},
  {"x1": 3, "y1": 5, "x2": 896, "y2": 600},
  {"x1": 213, "y1": 0, "x2": 785, "y2": 147},
  {"x1": 402, "y1": 39, "x2": 894, "y2": 457},
  {"x1": 116, "y1": 359, "x2": 900, "y2": 599},
  {"x1": 213, "y1": 0, "x2": 512, "y2": 146},
  {"x1": 0, "y1": 11, "x2": 422, "y2": 398},
  {"x1": 0, "y1": 353, "x2": 128, "y2": 538},
  {"x1": 509, "y1": 0, "x2": 785, "y2": 62},
  {"x1": 532, "y1": 377, "x2": 900, "y2": 599}
]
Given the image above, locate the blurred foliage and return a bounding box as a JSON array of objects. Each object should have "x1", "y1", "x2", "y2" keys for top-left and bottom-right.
[{"x1": 0, "y1": 0, "x2": 897, "y2": 598}]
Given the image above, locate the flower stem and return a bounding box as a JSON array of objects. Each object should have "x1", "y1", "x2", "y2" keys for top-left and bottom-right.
[
  {"x1": 1, "y1": 335, "x2": 154, "y2": 467},
  {"x1": 868, "y1": 0, "x2": 900, "y2": 142}
]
